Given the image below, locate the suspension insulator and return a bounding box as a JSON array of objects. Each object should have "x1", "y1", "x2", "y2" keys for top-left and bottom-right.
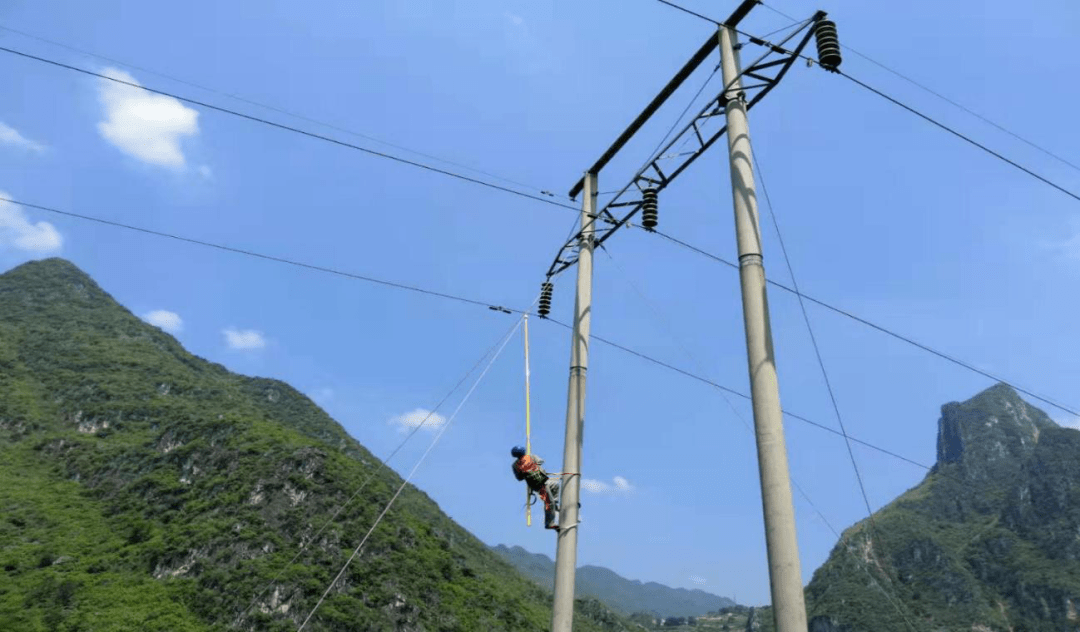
[
  {"x1": 814, "y1": 20, "x2": 842, "y2": 71},
  {"x1": 538, "y1": 282, "x2": 553, "y2": 318},
  {"x1": 641, "y1": 188, "x2": 659, "y2": 231}
]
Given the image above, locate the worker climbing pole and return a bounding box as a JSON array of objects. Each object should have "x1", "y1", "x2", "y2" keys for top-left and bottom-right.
[
  {"x1": 510, "y1": 313, "x2": 567, "y2": 531},
  {"x1": 510, "y1": 445, "x2": 561, "y2": 530}
]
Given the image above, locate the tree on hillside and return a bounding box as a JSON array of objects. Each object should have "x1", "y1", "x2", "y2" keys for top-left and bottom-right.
[{"x1": 630, "y1": 612, "x2": 657, "y2": 627}]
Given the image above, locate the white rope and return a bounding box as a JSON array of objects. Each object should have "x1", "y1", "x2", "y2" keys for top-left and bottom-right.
[
  {"x1": 295, "y1": 315, "x2": 526, "y2": 631},
  {"x1": 236, "y1": 339, "x2": 504, "y2": 627}
]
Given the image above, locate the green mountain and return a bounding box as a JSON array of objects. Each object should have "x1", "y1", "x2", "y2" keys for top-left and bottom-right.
[
  {"x1": 0, "y1": 258, "x2": 638, "y2": 632},
  {"x1": 756, "y1": 384, "x2": 1080, "y2": 632},
  {"x1": 491, "y1": 544, "x2": 736, "y2": 618}
]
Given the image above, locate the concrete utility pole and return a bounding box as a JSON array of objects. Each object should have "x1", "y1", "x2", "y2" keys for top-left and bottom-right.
[
  {"x1": 718, "y1": 25, "x2": 808, "y2": 632},
  {"x1": 551, "y1": 172, "x2": 596, "y2": 632},
  {"x1": 542, "y1": 7, "x2": 831, "y2": 628}
]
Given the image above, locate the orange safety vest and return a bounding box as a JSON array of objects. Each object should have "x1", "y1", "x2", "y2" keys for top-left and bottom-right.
[{"x1": 514, "y1": 455, "x2": 547, "y2": 489}]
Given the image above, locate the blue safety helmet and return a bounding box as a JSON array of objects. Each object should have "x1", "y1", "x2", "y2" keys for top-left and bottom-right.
[{"x1": 511, "y1": 446, "x2": 526, "y2": 458}]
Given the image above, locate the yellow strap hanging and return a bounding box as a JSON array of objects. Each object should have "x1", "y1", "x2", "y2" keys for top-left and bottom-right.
[{"x1": 523, "y1": 315, "x2": 533, "y2": 526}]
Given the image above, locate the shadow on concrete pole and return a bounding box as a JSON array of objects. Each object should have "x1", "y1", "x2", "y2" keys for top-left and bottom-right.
[{"x1": 719, "y1": 25, "x2": 808, "y2": 632}]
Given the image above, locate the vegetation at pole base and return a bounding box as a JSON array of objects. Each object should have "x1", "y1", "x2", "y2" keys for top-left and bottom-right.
[
  {"x1": 755, "y1": 383, "x2": 1080, "y2": 632},
  {"x1": 0, "y1": 258, "x2": 638, "y2": 631},
  {"x1": 491, "y1": 544, "x2": 736, "y2": 619}
]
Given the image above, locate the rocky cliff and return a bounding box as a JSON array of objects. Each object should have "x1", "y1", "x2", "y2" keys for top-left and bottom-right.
[{"x1": 795, "y1": 384, "x2": 1080, "y2": 632}]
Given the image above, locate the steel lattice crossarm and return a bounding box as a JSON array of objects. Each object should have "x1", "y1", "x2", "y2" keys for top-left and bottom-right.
[{"x1": 543, "y1": 8, "x2": 832, "y2": 282}]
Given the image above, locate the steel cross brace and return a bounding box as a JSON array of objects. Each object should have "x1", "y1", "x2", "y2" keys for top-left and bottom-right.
[{"x1": 546, "y1": 12, "x2": 825, "y2": 279}]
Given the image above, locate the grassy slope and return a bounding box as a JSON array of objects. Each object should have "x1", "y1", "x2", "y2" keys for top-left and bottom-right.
[{"x1": 0, "y1": 259, "x2": 635, "y2": 632}]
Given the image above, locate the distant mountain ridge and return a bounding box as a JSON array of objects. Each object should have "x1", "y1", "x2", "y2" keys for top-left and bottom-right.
[{"x1": 491, "y1": 544, "x2": 736, "y2": 618}]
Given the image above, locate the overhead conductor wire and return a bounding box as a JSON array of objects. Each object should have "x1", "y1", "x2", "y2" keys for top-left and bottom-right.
[
  {"x1": 0, "y1": 195, "x2": 990, "y2": 479},
  {"x1": 0, "y1": 24, "x2": 563, "y2": 199},
  {"x1": 751, "y1": 146, "x2": 878, "y2": 538},
  {"x1": 753, "y1": 147, "x2": 920, "y2": 632},
  {"x1": 756, "y1": 1, "x2": 1080, "y2": 176},
  {"x1": 601, "y1": 237, "x2": 920, "y2": 630},
  {"x1": 647, "y1": 0, "x2": 1080, "y2": 203},
  {"x1": 0, "y1": 45, "x2": 581, "y2": 214},
  {"x1": 0, "y1": 196, "x2": 527, "y2": 314}
]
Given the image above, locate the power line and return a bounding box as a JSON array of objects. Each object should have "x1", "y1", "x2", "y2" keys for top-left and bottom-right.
[
  {"x1": 652, "y1": 0, "x2": 720, "y2": 24},
  {"x1": 544, "y1": 315, "x2": 935, "y2": 472},
  {"x1": 0, "y1": 24, "x2": 564, "y2": 199},
  {"x1": 643, "y1": 63, "x2": 721, "y2": 168},
  {"x1": 760, "y1": 16, "x2": 813, "y2": 40},
  {"x1": 789, "y1": 478, "x2": 922, "y2": 632},
  {"x1": 296, "y1": 313, "x2": 525, "y2": 631},
  {"x1": 837, "y1": 69, "x2": 1080, "y2": 204},
  {"x1": 0, "y1": 45, "x2": 581, "y2": 215},
  {"x1": 650, "y1": 0, "x2": 779, "y2": 46},
  {"x1": 599, "y1": 244, "x2": 755, "y2": 436},
  {"x1": 649, "y1": 228, "x2": 1080, "y2": 419},
  {"x1": 753, "y1": 147, "x2": 921, "y2": 630},
  {"x1": 16, "y1": 13, "x2": 1064, "y2": 416},
  {"x1": 0, "y1": 195, "x2": 528, "y2": 314},
  {"x1": 757, "y1": 2, "x2": 1080, "y2": 176},
  {"x1": 645, "y1": 2, "x2": 1080, "y2": 204},
  {"x1": 794, "y1": 489, "x2": 915, "y2": 632},
  {"x1": 602, "y1": 241, "x2": 919, "y2": 632},
  {"x1": 0, "y1": 196, "x2": 999, "y2": 474},
  {"x1": 848, "y1": 48, "x2": 1080, "y2": 175},
  {"x1": 753, "y1": 146, "x2": 878, "y2": 539}
]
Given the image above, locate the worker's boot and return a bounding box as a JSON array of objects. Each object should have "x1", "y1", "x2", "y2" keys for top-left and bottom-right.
[{"x1": 544, "y1": 506, "x2": 558, "y2": 531}]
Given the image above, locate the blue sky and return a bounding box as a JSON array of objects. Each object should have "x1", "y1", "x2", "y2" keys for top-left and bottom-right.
[{"x1": 2, "y1": 0, "x2": 1079, "y2": 607}]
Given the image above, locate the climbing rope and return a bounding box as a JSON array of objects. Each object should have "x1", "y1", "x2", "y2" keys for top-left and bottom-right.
[{"x1": 295, "y1": 314, "x2": 528, "y2": 632}]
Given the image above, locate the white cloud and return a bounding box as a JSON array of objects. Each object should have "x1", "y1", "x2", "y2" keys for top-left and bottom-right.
[
  {"x1": 197, "y1": 165, "x2": 213, "y2": 179},
  {"x1": 581, "y1": 479, "x2": 611, "y2": 494},
  {"x1": 581, "y1": 475, "x2": 635, "y2": 495},
  {"x1": 0, "y1": 194, "x2": 63, "y2": 253},
  {"x1": 689, "y1": 575, "x2": 708, "y2": 585},
  {"x1": 0, "y1": 122, "x2": 46, "y2": 153},
  {"x1": 97, "y1": 67, "x2": 199, "y2": 169},
  {"x1": 504, "y1": 11, "x2": 525, "y2": 26},
  {"x1": 223, "y1": 327, "x2": 266, "y2": 350},
  {"x1": 389, "y1": 408, "x2": 447, "y2": 432},
  {"x1": 143, "y1": 309, "x2": 183, "y2": 333}
]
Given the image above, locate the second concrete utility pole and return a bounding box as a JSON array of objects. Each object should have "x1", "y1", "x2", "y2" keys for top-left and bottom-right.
[{"x1": 719, "y1": 24, "x2": 809, "y2": 632}]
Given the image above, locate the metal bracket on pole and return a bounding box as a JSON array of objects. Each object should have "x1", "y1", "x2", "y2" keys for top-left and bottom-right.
[{"x1": 546, "y1": 12, "x2": 825, "y2": 280}]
